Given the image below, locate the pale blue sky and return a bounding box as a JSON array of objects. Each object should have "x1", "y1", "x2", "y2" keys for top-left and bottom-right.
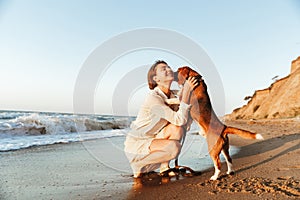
[{"x1": 0, "y1": 0, "x2": 299, "y2": 115}]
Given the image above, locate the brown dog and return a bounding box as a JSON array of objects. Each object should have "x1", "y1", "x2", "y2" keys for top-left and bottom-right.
[{"x1": 175, "y1": 66, "x2": 264, "y2": 180}]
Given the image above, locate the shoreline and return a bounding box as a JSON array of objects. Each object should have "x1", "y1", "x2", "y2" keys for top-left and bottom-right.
[{"x1": 0, "y1": 118, "x2": 299, "y2": 199}]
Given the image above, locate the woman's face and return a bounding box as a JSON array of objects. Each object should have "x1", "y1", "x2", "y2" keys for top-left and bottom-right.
[{"x1": 154, "y1": 63, "x2": 174, "y2": 84}]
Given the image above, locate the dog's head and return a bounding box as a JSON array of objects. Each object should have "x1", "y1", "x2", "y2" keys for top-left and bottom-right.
[{"x1": 174, "y1": 66, "x2": 202, "y2": 85}]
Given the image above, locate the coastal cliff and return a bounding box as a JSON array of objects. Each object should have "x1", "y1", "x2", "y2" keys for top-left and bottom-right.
[{"x1": 225, "y1": 56, "x2": 300, "y2": 120}]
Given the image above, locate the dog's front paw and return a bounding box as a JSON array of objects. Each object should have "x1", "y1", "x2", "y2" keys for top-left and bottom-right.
[{"x1": 210, "y1": 175, "x2": 219, "y2": 181}]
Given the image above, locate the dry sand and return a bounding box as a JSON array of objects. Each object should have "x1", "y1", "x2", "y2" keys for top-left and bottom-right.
[
  {"x1": 0, "y1": 118, "x2": 299, "y2": 199},
  {"x1": 127, "y1": 118, "x2": 300, "y2": 200}
]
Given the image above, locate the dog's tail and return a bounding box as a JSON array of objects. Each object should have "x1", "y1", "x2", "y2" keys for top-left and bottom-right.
[{"x1": 224, "y1": 126, "x2": 264, "y2": 140}]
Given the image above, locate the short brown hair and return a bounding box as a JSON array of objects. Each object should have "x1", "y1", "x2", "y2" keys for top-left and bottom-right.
[{"x1": 147, "y1": 60, "x2": 168, "y2": 90}]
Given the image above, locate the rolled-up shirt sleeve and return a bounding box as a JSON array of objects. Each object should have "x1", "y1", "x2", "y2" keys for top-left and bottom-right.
[{"x1": 149, "y1": 94, "x2": 191, "y2": 126}]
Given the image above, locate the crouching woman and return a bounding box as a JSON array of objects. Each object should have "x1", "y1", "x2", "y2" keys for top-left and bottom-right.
[{"x1": 124, "y1": 60, "x2": 197, "y2": 178}]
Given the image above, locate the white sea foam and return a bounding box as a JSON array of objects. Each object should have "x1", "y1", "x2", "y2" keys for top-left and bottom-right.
[
  {"x1": 0, "y1": 129, "x2": 128, "y2": 151},
  {"x1": 0, "y1": 111, "x2": 133, "y2": 151},
  {"x1": 0, "y1": 113, "x2": 131, "y2": 135}
]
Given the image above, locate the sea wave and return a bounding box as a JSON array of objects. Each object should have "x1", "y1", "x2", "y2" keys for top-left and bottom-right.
[
  {"x1": 0, "y1": 129, "x2": 128, "y2": 151},
  {"x1": 0, "y1": 113, "x2": 132, "y2": 136},
  {"x1": 0, "y1": 111, "x2": 134, "y2": 151},
  {"x1": 0, "y1": 111, "x2": 27, "y2": 120}
]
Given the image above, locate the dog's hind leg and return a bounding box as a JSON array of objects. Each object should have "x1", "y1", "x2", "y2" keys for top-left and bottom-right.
[
  {"x1": 222, "y1": 148, "x2": 234, "y2": 175},
  {"x1": 221, "y1": 137, "x2": 234, "y2": 175}
]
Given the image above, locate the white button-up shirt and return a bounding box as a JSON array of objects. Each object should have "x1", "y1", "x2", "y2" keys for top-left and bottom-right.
[{"x1": 124, "y1": 86, "x2": 192, "y2": 160}]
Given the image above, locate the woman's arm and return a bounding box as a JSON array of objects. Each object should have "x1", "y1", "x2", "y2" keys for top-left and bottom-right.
[
  {"x1": 149, "y1": 78, "x2": 198, "y2": 126},
  {"x1": 181, "y1": 76, "x2": 198, "y2": 104},
  {"x1": 150, "y1": 96, "x2": 190, "y2": 126}
]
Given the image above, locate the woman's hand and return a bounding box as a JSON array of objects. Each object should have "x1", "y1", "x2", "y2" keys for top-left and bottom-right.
[
  {"x1": 181, "y1": 77, "x2": 198, "y2": 104},
  {"x1": 183, "y1": 77, "x2": 198, "y2": 93}
]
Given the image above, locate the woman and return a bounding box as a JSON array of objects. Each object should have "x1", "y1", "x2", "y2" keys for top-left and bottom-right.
[{"x1": 124, "y1": 60, "x2": 198, "y2": 178}]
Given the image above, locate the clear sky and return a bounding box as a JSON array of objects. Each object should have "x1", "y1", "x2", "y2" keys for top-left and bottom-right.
[{"x1": 0, "y1": 0, "x2": 299, "y2": 116}]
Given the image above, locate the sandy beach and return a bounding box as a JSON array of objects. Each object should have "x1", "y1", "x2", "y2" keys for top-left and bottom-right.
[{"x1": 0, "y1": 118, "x2": 299, "y2": 200}]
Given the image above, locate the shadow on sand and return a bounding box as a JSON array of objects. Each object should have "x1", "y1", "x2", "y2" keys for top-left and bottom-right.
[{"x1": 233, "y1": 133, "x2": 300, "y2": 173}]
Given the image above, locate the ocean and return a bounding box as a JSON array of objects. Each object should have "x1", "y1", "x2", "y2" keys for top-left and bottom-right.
[
  {"x1": 0, "y1": 110, "x2": 239, "y2": 174},
  {"x1": 0, "y1": 110, "x2": 135, "y2": 151},
  {"x1": 0, "y1": 110, "x2": 203, "y2": 151}
]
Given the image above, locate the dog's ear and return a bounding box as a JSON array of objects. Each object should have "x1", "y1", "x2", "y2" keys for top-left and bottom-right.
[
  {"x1": 184, "y1": 67, "x2": 202, "y2": 79},
  {"x1": 176, "y1": 67, "x2": 190, "y2": 85}
]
